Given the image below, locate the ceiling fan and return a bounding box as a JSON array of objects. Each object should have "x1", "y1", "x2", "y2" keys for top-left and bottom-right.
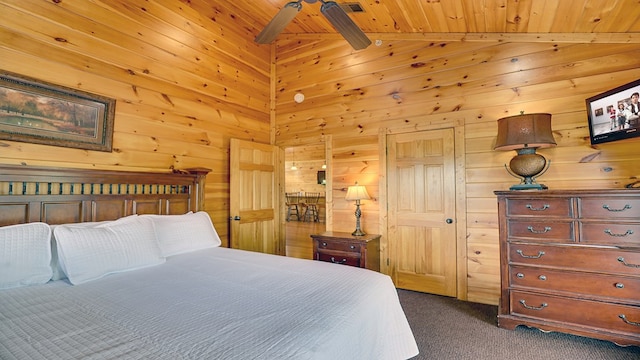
[{"x1": 255, "y1": 0, "x2": 372, "y2": 50}]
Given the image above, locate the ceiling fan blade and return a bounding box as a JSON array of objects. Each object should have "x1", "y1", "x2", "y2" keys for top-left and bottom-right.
[
  {"x1": 255, "y1": 2, "x2": 303, "y2": 44},
  {"x1": 320, "y1": 1, "x2": 371, "y2": 50}
]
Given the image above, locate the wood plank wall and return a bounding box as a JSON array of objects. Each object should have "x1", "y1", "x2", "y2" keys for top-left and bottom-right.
[
  {"x1": 3, "y1": 1, "x2": 640, "y2": 305},
  {"x1": 273, "y1": 37, "x2": 640, "y2": 304},
  {"x1": 0, "y1": 0, "x2": 272, "y2": 245}
]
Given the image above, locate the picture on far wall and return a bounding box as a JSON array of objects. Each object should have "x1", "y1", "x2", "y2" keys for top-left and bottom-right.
[
  {"x1": 586, "y1": 78, "x2": 640, "y2": 145},
  {"x1": 317, "y1": 170, "x2": 326, "y2": 185},
  {"x1": 0, "y1": 71, "x2": 115, "y2": 152}
]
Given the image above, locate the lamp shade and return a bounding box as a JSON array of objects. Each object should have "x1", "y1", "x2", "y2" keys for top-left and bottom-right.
[
  {"x1": 494, "y1": 113, "x2": 556, "y2": 151},
  {"x1": 345, "y1": 183, "x2": 370, "y2": 201}
]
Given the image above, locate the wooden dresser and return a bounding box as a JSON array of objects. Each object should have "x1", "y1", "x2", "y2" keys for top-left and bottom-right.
[
  {"x1": 310, "y1": 231, "x2": 381, "y2": 271},
  {"x1": 495, "y1": 190, "x2": 640, "y2": 346}
]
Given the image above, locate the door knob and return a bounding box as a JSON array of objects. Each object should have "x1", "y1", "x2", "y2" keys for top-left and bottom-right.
[{"x1": 445, "y1": 218, "x2": 453, "y2": 224}]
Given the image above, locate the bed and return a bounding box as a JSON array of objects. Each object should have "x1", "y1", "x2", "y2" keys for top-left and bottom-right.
[{"x1": 0, "y1": 164, "x2": 419, "y2": 360}]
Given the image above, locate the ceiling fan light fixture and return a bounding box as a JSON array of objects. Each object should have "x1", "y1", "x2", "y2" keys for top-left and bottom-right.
[
  {"x1": 320, "y1": 1, "x2": 371, "y2": 50},
  {"x1": 255, "y1": 1, "x2": 302, "y2": 44}
]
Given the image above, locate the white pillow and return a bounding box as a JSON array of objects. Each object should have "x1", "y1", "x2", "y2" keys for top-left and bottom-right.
[
  {"x1": 49, "y1": 217, "x2": 136, "y2": 281},
  {"x1": 143, "y1": 211, "x2": 221, "y2": 257},
  {"x1": 54, "y1": 216, "x2": 164, "y2": 285},
  {"x1": 0, "y1": 222, "x2": 52, "y2": 289}
]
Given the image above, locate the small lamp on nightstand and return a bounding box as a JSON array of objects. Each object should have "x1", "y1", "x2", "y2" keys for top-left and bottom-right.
[{"x1": 345, "y1": 182, "x2": 370, "y2": 236}]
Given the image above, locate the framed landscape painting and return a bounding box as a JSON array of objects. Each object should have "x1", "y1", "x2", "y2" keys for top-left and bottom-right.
[{"x1": 0, "y1": 71, "x2": 115, "y2": 152}]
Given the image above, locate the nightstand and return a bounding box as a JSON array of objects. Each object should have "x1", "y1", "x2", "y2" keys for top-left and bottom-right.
[{"x1": 310, "y1": 231, "x2": 381, "y2": 271}]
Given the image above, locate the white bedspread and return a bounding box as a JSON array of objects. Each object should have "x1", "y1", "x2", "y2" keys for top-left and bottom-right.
[{"x1": 0, "y1": 247, "x2": 418, "y2": 359}]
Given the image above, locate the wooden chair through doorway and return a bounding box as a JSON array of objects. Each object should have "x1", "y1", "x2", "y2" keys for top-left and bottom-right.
[
  {"x1": 302, "y1": 192, "x2": 321, "y2": 222},
  {"x1": 285, "y1": 192, "x2": 301, "y2": 221}
]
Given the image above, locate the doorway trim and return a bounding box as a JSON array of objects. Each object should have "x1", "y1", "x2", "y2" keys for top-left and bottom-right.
[{"x1": 378, "y1": 122, "x2": 468, "y2": 300}]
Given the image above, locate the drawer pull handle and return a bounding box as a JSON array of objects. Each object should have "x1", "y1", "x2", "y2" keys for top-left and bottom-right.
[
  {"x1": 321, "y1": 242, "x2": 327, "y2": 247},
  {"x1": 615, "y1": 283, "x2": 625, "y2": 289},
  {"x1": 350, "y1": 245, "x2": 356, "y2": 250},
  {"x1": 526, "y1": 204, "x2": 549, "y2": 211},
  {"x1": 516, "y1": 250, "x2": 545, "y2": 259},
  {"x1": 519, "y1": 300, "x2": 547, "y2": 311},
  {"x1": 617, "y1": 256, "x2": 640, "y2": 268},
  {"x1": 527, "y1": 226, "x2": 551, "y2": 234},
  {"x1": 330, "y1": 257, "x2": 347, "y2": 264},
  {"x1": 516, "y1": 273, "x2": 524, "y2": 278},
  {"x1": 603, "y1": 204, "x2": 632, "y2": 212},
  {"x1": 538, "y1": 275, "x2": 547, "y2": 281},
  {"x1": 618, "y1": 314, "x2": 640, "y2": 327},
  {"x1": 604, "y1": 229, "x2": 634, "y2": 237}
]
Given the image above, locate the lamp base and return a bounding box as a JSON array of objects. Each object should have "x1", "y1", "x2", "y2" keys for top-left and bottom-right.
[
  {"x1": 352, "y1": 229, "x2": 366, "y2": 236},
  {"x1": 509, "y1": 183, "x2": 548, "y2": 191},
  {"x1": 505, "y1": 148, "x2": 552, "y2": 191},
  {"x1": 352, "y1": 201, "x2": 365, "y2": 236}
]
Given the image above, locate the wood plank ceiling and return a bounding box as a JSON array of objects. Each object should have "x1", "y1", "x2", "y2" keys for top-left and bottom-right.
[{"x1": 223, "y1": 0, "x2": 640, "y2": 38}]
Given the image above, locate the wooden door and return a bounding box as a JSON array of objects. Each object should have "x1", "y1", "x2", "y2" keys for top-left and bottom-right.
[
  {"x1": 387, "y1": 129, "x2": 457, "y2": 296},
  {"x1": 230, "y1": 138, "x2": 283, "y2": 255}
]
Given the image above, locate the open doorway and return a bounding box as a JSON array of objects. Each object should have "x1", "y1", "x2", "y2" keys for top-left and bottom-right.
[{"x1": 284, "y1": 143, "x2": 326, "y2": 259}]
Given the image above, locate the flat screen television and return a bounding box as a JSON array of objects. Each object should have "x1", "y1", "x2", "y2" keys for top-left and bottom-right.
[
  {"x1": 586, "y1": 78, "x2": 640, "y2": 145},
  {"x1": 317, "y1": 170, "x2": 326, "y2": 185}
]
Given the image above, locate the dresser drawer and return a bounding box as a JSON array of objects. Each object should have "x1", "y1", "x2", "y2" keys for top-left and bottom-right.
[
  {"x1": 509, "y1": 290, "x2": 640, "y2": 336},
  {"x1": 316, "y1": 239, "x2": 361, "y2": 253},
  {"x1": 508, "y1": 243, "x2": 640, "y2": 276},
  {"x1": 507, "y1": 219, "x2": 574, "y2": 242},
  {"x1": 316, "y1": 252, "x2": 361, "y2": 267},
  {"x1": 580, "y1": 197, "x2": 640, "y2": 219},
  {"x1": 509, "y1": 265, "x2": 640, "y2": 303},
  {"x1": 506, "y1": 198, "x2": 573, "y2": 217},
  {"x1": 580, "y1": 222, "x2": 640, "y2": 246}
]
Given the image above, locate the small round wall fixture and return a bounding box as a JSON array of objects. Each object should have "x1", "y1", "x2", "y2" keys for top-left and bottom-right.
[{"x1": 294, "y1": 92, "x2": 305, "y2": 103}]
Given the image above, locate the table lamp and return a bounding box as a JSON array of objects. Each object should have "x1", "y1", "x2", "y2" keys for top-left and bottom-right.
[
  {"x1": 345, "y1": 182, "x2": 370, "y2": 236},
  {"x1": 494, "y1": 113, "x2": 556, "y2": 190}
]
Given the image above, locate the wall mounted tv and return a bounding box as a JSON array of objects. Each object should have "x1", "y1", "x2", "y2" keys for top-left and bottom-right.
[
  {"x1": 317, "y1": 170, "x2": 326, "y2": 185},
  {"x1": 586, "y1": 78, "x2": 640, "y2": 145}
]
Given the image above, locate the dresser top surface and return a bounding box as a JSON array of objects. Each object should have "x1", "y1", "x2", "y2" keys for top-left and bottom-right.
[
  {"x1": 310, "y1": 231, "x2": 381, "y2": 242},
  {"x1": 495, "y1": 189, "x2": 640, "y2": 197}
]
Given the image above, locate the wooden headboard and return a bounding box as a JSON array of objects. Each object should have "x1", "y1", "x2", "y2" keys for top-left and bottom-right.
[{"x1": 0, "y1": 165, "x2": 210, "y2": 226}]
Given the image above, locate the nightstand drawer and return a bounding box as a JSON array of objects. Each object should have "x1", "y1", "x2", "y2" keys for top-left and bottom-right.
[
  {"x1": 316, "y1": 252, "x2": 360, "y2": 267},
  {"x1": 316, "y1": 239, "x2": 361, "y2": 253}
]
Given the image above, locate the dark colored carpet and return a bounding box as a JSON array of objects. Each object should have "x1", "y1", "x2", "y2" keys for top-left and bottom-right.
[{"x1": 397, "y1": 290, "x2": 640, "y2": 360}]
